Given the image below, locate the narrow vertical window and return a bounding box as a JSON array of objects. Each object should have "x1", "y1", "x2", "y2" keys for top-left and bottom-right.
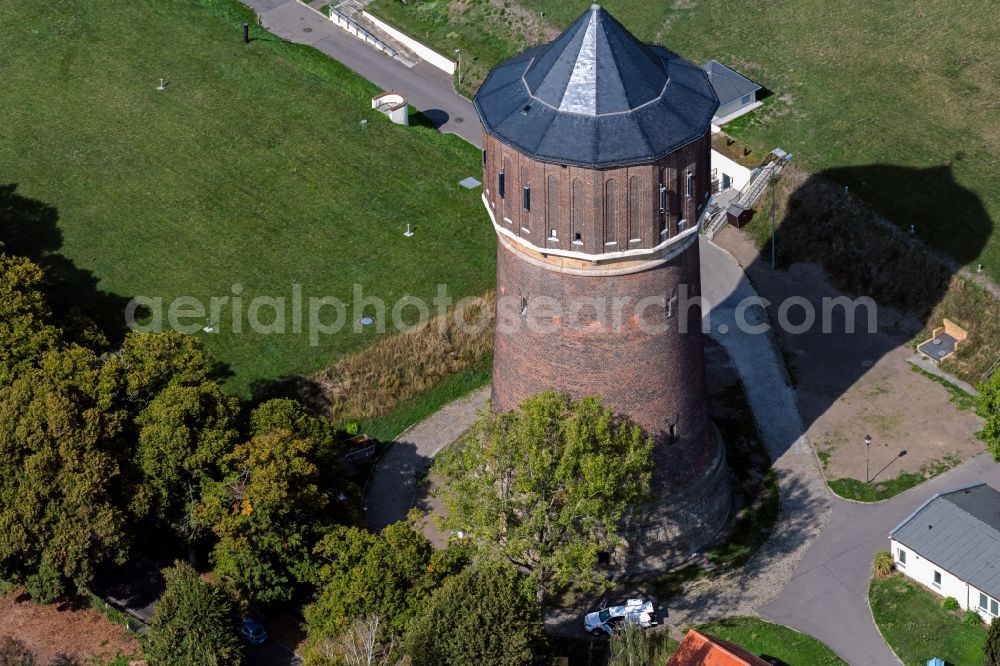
[
  {"x1": 686, "y1": 170, "x2": 694, "y2": 198},
  {"x1": 628, "y1": 175, "x2": 640, "y2": 242},
  {"x1": 520, "y1": 166, "x2": 529, "y2": 230},
  {"x1": 498, "y1": 170, "x2": 506, "y2": 199},
  {"x1": 571, "y1": 178, "x2": 584, "y2": 245},
  {"x1": 604, "y1": 179, "x2": 617, "y2": 245},
  {"x1": 482, "y1": 149, "x2": 487, "y2": 168},
  {"x1": 658, "y1": 182, "x2": 667, "y2": 235},
  {"x1": 546, "y1": 174, "x2": 558, "y2": 241}
]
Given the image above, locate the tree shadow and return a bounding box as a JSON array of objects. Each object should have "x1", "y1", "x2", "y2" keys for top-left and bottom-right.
[
  {"x1": 249, "y1": 373, "x2": 330, "y2": 413},
  {"x1": 712, "y1": 163, "x2": 991, "y2": 462},
  {"x1": 0, "y1": 183, "x2": 140, "y2": 345}
]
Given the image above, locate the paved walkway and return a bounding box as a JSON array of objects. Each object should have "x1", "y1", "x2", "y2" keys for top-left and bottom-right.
[
  {"x1": 241, "y1": 0, "x2": 482, "y2": 145},
  {"x1": 657, "y1": 240, "x2": 834, "y2": 632},
  {"x1": 365, "y1": 386, "x2": 490, "y2": 531}
]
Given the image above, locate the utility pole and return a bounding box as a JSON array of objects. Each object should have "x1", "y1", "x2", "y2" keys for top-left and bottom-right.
[
  {"x1": 455, "y1": 49, "x2": 462, "y2": 87},
  {"x1": 770, "y1": 170, "x2": 777, "y2": 270}
]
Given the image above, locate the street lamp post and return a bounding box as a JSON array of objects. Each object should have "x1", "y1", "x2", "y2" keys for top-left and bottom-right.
[
  {"x1": 865, "y1": 434, "x2": 872, "y2": 484},
  {"x1": 455, "y1": 49, "x2": 461, "y2": 87},
  {"x1": 769, "y1": 151, "x2": 792, "y2": 270}
]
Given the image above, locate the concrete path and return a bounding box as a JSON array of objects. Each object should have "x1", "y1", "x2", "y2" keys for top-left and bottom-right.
[
  {"x1": 365, "y1": 386, "x2": 490, "y2": 531},
  {"x1": 241, "y1": 0, "x2": 482, "y2": 145},
  {"x1": 657, "y1": 240, "x2": 834, "y2": 630}
]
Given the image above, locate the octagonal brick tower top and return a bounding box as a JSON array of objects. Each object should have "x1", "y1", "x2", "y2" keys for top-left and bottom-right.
[{"x1": 474, "y1": 4, "x2": 719, "y2": 169}]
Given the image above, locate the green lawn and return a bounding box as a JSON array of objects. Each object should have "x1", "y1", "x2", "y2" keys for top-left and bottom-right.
[
  {"x1": 0, "y1": 0, "x2": 495, "y2": 397},
  {"x1": 685, "y1": 617, "x2": 846, "y2": 665},
  {"x1": 870, "y1": 574, "x2": 986, "y2": 666},
  {"x1": 368, "y1": 0, "x2": 1000, "y2": 285},
  {"x1": 827, "y1": 454, "x2": 962, "y2": 502}
]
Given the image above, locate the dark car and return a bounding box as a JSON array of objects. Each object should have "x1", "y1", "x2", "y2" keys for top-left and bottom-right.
[{"x1": 239, "y1": 617, "x2": 269, "y2": 646}]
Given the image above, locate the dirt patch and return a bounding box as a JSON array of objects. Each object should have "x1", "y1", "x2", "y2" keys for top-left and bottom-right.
[
  {"x1": 714, "y1": 226, "x2": 984, "y2": 483},
  {"x1": 0, "y1": 590, "x2": 140, "y2": 663}
]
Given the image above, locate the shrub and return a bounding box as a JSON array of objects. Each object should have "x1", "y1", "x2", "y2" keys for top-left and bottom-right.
[
  {"x1": 965, "y1": 609, "x2": 984, "y2": 626},
  {"x1": 24, "y1": 560, "x2": 63, "y2": 604},
  {"x1": 872, "y1": 551, "x2": 895, "y2": 579},
  {"x1": 943, "y1": 596, "x2": 960, "y2": 611}
]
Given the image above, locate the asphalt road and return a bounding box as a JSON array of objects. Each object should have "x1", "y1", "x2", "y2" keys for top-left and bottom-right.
[{"x1": 242, "y1": 0, "x2": 482, "y2": 146}]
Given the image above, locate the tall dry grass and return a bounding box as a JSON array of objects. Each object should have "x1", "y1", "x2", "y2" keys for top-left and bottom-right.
[
  {"x1": 747, "y1": 166, "x2": 1000, "y2": 386},
  {"x1": 315, "y1": 292, "x2": 495, "y2": 423}
]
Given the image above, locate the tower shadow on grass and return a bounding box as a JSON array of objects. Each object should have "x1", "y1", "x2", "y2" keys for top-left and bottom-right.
[{"x1": 0, "y1": 183, "x2": 141, "y2": 345}]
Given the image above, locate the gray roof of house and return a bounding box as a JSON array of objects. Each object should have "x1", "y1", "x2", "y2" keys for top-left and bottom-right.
[
  {"x1": 891, "y1": 483, "x2": 1000, "y2": 598},
  {"x1": 473, "y1": 4, "x2": 718, "y2": 169},
  {"x1": 700, "y1": 60, "x2": 761, "y2": 107}
]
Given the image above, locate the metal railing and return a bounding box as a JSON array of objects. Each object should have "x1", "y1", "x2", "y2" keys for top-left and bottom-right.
[{"x1": 328, "y1": 5, "x2": 399, "y2": 59}]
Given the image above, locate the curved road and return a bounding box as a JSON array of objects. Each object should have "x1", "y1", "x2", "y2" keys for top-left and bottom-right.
[{"x1": 239, "y1": 7, "x2": 1000, "y2": 662}]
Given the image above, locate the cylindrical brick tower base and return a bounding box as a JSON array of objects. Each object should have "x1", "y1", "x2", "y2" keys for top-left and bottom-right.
[{"x1": 492, "y1": 230, "x2": 730, "y2": 574}]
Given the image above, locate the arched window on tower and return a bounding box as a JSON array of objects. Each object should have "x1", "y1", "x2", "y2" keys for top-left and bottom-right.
[
  {"x1": 520, "y1": 166, "x2": 530, "y2": 232},
  {"x1": 628, "y1": 175, "x2": 640, "y2": 243},
  {"x1": 604, "y1": 179, "x2": 617, "y2": 246},
  {"x1": 571, "y1": 178, "x2": 584, "y2": 245},
  {"x1": 546, "y1": 174, "x2": 558, "y2": 241}
]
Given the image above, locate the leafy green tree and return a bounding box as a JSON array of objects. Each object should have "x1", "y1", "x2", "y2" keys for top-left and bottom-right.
[
  {"x1": 145, "y1": 561, "x2": 241, "y2": 666},
  {"x1": 986, "y1": 617, "x2": 1000, "y2": 666},
  {"x1": 980, "y1": 371, "x2": 1000, "y2": 461},
  {"x1": 0, "y1": 251, "x2": 58, "y2": 384},
  {"x1": 198, "y1": 429, "x2": 339, "y2": 604},
  {"x1": 436, "y1": 391, "x2": 654, "y2": 601},
  {"x1": 108, "y1": 332, "x2": 213, "y2": 408},
  {"x1": 303, "y1": 523, "x2": 464, "y2": 663},
  {"x1": 0, "y1": 344, "x2": 130, "y2": 597},
  {"x1": 403, "y1": 568, "x2": 544, "y2": 666},
  {"x1": 134, "y1": 381, "x2": 240, "y2": 556}
]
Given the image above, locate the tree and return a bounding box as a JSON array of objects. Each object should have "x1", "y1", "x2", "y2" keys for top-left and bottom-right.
[
  {"x1": 145, "y1": 561, "x2": 241, "y2": 666},
  {"x1": 980, "y1": 371, "x2": 1000, "y2": 461},
  {"x1": 0, "y1": 344, "x2": 130, "y2": 597},
  {"x1": 198, "y1": 429, "x2": 340, "y2": 604},
  {"x1": 403, "y1": 568, "x2": 544, "y2": 666},
  {"x1": 0, "y1": 251, "x2": 58, "y2": 385},
  {"x1": 323, "y1": 615, "x2": 395, "y2": 666},
  {"x1": 986, "y1": 617, "x2": 1000, "y2": 666},
  {"x1": 134, "y1": 381, "x2": 240, "y2": 556},
  {"x1": 436, "y1": 391, "x2": 654, "y2": 601},
  {"x1": 303, "y1": 523, "x2": 464, "y2": 664}
]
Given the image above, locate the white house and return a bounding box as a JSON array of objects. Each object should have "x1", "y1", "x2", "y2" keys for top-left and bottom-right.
[
  {"x1": 701, "y1": 60, "x2": 762, "y2": 126},
  {"x1": 710, "y1": 149, "x2": 754, "y2": 194},
  {"x1": 889, "y1": 482, "x2": 1000, "y2": 622}
]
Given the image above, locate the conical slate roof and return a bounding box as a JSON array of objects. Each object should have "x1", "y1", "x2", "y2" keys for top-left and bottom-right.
[{"x1": 474, "y1": 4, "x2": 718, "y2": 168}]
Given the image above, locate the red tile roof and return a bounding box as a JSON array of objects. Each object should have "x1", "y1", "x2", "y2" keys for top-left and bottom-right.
[{"x1": 666, "y1": 629, "x2": 773, "y2": 666}]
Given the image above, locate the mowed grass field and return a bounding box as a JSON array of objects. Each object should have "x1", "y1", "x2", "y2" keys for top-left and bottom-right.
[
  {"x1": 370, "y1": 0, "x2": 1000, "y2": 284},
  {"x1": 0, "y1": 0, "x2": 494, "y2": 397}
]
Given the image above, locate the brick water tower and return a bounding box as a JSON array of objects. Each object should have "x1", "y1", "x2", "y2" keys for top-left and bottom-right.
[{"x1": 473, "y1": 4, "x2": 730, "y2": 573}]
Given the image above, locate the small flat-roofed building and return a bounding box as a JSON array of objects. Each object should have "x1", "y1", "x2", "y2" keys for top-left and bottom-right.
[
  {"x1": 667, "y1": 629, "x2": 771, "y2": 666},
  {"x1": 889, "y1": 482, "x2": 1000, "y2": 621},
  {"x1": 701, "y1": 60, "x2": 762, "y2": 125}
]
